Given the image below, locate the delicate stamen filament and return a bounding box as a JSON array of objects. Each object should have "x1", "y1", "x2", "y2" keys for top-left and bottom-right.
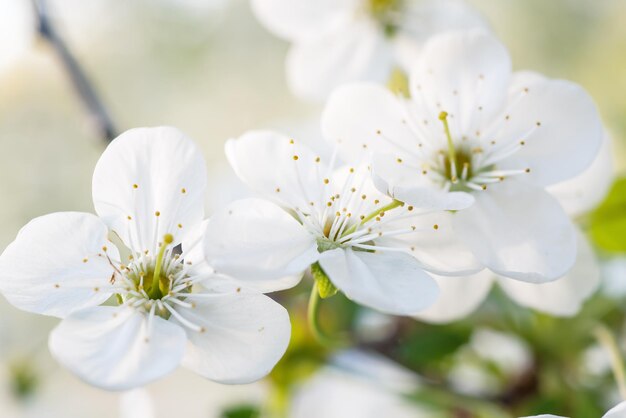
[
  {"x1": 162, "y1": 303, "x2": 203, "y2": 332},
  {"x1": 165, "y1": 297, "x2": 194, "y2": 309},
  {"x1": 341, "y1": 199, "x2": 403, "y2": 238},
  {"x1": 346, "y1": 226, "x2": 426, "y2": 246},
  {"x1": 351, "y1": 244, "x2": 409, "y2": 252},
  {"x1": 466, "y1": 182, "x2": 487, "y2": 191},
  {"x1": 178, "y1": 292, "x2": 228, "y2": 299},
  {"x1": 170, "y1": 275, "x2": 207, "y2": 293}
]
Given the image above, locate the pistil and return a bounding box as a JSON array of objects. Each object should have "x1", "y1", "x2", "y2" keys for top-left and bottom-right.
[{"x1": 149, "y1": 233, "x2": 173, "y2": 299}]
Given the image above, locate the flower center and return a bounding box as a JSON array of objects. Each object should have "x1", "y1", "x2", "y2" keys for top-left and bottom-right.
[
  {"x1": 367, "y1": 0, "x2": 402, "y2": 36},
  {"x1": 432, "y1": 111, "x2": 530, "y2": 192}
]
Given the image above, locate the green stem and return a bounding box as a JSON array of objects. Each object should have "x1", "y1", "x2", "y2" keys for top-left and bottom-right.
[
  {"x1": 307, "y1": 283, "x2": 349, "y2": 348},
  {"x1": 595, "y1": 324, "x2": 626, "y2": 400},
  {"x1": 439, "y1": 111, "x2": 457, "y2": 180},
  {"x1": 341, "y1": 199, "x2": 403, "y2": 238}
]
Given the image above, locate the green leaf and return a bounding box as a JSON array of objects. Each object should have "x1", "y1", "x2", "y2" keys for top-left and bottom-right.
[{"x1": 590, "y1": 177, "x2": 626, "y2": 252}]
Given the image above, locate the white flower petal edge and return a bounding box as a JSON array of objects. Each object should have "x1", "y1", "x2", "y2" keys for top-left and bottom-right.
[
  {"x1": 92, "y1": 126, "x2": 207, "y2": 251},
  {"x1": 376, "y1": 210, "x2": 483, "y2": 276},
  {"x1": 0, "y1": 212, "x2": 118, "y2": 318},
  {"x1": 498, "y1": 230, "x2": 599, "y2": 316},
  {"x1": 414, "y1": 270, "x2": 494, "y2": 324},
  {"x1": 286, "y1": 19, "x2": 393, "y2": 101},
  {"x1": 49, "y1": 305, "x2": 187, "y2": 391},
  {"x1": 415, "y1": 230, "x2": 598, "y2": 323},
  {"x1": 494, "y1": 71, "x2": 603, "y2": 187},
  {"x1": 204, "y1": 198, "x2": 318, "y2": 283},
  {"x1": 453, "y1": 180, "x2": 577, "y2": 283},
  {"x1": 547, "y1": 130, "x2": 614, "y2": 217},
  {"x1": 174, "y1": 291, "x2": 291, "y2": 384},
  {"x1": 604, "y1": 401, "x2": 626, "y2": 418},
  {"x1": 187, "y1": 219, "x2": 304, "y2": 293},
  {"x1": 250, "y1": 0, "x2": 354, "y2": 43},
  {"x1": 409, "y1": 28, "x2": 512, "y2": 131},
  {"x1": 225, "y1": 130, "x2": 327, "y2": 211},
  {"x1": 521, "y1": 400, "x2": 626, "y2": 418},
  {"x1": 318, "y1": 248, "x2": 439, "y2": 316}
]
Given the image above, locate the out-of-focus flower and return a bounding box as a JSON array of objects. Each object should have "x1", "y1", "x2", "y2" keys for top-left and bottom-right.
[
  {"x1": 120, "y1": 389, "x2": 155, "y2": 418},
  {"x1": 521, "y1": 400, "x2": 626, "y2": 418},
  {"x1": 448, "y1": 328, "x2": 532, "y2": 397},
  {"x1": 323, "y1": 29, "x2": 603, "y2": 284},
  {"x1": 0, "y1": 0, "x2": 35, "y2": 75},
  {"x1": 0, "y1": 127, "x2": 290, "y2": 390},
  {"x1": 290, "y1": 350, "x2": 428, "y2": 418},
  {"x1": 251, "y1": 0, "x2": 486, "y2": 101},
  {"x1": 205, "y1": 130, "x2": 478, "y2": 315}
]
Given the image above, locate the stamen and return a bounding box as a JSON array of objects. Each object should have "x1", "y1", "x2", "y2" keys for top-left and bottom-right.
[{"x1": 438, "y1": 111, "x2": 457, "y2": 181}]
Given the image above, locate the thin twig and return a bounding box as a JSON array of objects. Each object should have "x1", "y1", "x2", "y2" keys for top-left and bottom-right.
[
  {"x1": 32, "y1": 0, "x2": 117, "y2": 142},
  {"x1": 595, "y1": 324, "x2": 626, "y2": 400}
]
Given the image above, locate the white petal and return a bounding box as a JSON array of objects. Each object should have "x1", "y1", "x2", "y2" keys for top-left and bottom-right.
[
  {"x1": 290, "y1": 368, "x2": 424, "y2": 418},
  {"x1": 377, "y1": 211, "x2": 483, "y2": 276},
  {"x1": 604, "y1": 401, "x2": 626, "y2": 418},
  {"x1": 547, "y1": 130, "x2": 614, "y2": 216},
  {"x1": 322, "y1": 83, "x2": 417, "y2": 163},
  {"x1": 174, "y1": 292, "x2": 291, "y2": 384},
  {"x1": 493, "y1": 71, "x2": 603, "y2": 186},
  {"x1": 204, "y1": 198, "x2": 318, "y2": 284},
  {"x1": 498, "y1": 230, "x2": 599, "y2": 316},
  {"x1": 0, "y1": 212, "x2": 117, "y2": 318},
  {"x1": 250, "y1": 0, "x2": 355, "y2": 42},
  {"x1": 225, "y1": 130, "x2": 327, "y2": 210},
  {"x1": 49, "y1": 306, "x2": 186, "y2": 390},
  {"x1": 318, "y1": 248, "x2": 439, "y2": 315},
  {"x1": 453, "y1": 180, "x2": 577, "y2": 283},
  {"x1": 392, "y1": 0, "x2": 488, "y2": 71},
  {"x1": 185, "y1": 220, "x2": 301, "y2": 293},
  {"x1": 414, "y1": 271, "x2": 493, "y2": 324},
  {"x1": 92, "y1": 127, "x2": 207, "y2": 253},
  {"x1": 520, "y1": 414, "x2": 567, "y2": 418},
  {"x1": 409, "y1": 29, "x2": 511, "y2": 136},
  {"x1": 287, "y1": 20, "x2": 392, "y2": 101}
]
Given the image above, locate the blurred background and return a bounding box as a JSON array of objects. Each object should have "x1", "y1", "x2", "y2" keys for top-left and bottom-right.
[{"x1": 1, "y1": 0, "x2": 626, "y2": 417}]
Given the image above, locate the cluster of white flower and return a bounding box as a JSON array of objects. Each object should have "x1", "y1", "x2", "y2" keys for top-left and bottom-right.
[{"x1": 0, "y1": 0, "x2": 612, "y2": 400}]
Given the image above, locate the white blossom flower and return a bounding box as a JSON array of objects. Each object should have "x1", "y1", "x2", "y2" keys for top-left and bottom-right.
[
  {"x1": 322, "y1": 29, "x2": 604, "y2": 284},
  {"x1": 521, "y1": 400, "x2": 626, "y2": 418},
  {"x1": 290, "y1": 350, "x2": 428, "y2": 418},
  {"x1": 0, "y1": 127, "x2": 291, "y2": 390},
  {"x1": 413, "y1": 131, "x2": 612, "y2": 323},
  {"x1": 251, "y1": 0, "x2": 486, "y2": 101},
  {"x1": 203, "y1": 130, "x2": 485, "y2": 316}
]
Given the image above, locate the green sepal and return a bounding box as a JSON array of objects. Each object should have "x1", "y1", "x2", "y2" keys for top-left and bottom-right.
[{"x1": 311, "y1": 262, "x2": 337, "y2": 299}]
